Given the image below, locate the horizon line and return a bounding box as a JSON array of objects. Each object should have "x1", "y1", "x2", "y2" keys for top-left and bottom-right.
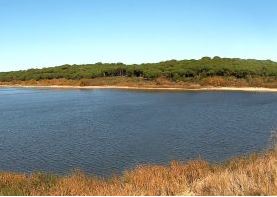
[{"x1": 1, "y1": 56, "x2": 277, "y2": 73}]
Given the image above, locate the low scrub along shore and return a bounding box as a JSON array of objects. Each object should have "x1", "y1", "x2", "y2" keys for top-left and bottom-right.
[
  {"x1": 1, "y1": 76, "x2": 277, "y2": 91},
  {"x1": 1, "y1": 148, "x2": 277, "y2": 196},
  {"x1": 1, "y1": 57, "x2": 277, "y2": 89}
]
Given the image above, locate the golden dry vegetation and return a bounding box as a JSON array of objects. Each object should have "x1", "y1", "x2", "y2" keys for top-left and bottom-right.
[
  {"x1": 1, "y1": 76, "x2": 277, "y2": 89},
  {"x1": 0, "y1": 147, "x2": 276, "y2": 196}
]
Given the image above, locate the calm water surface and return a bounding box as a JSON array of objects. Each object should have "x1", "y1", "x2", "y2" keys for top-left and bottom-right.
[{"x1": 0, "y1": 88, "x2": 277, "y2": 176}]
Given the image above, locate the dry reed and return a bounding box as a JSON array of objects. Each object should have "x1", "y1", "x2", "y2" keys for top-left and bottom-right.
[{"x1": 0, "y1": 148, "x2": 276, "y2": 195}]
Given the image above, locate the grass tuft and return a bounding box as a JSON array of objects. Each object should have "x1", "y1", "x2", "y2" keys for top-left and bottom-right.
[{"x1": 0, "y1": 149, "x2": 276, "y2": 195}]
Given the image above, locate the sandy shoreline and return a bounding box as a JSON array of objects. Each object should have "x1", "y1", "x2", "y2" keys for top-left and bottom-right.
[{"x1": 1, "y1": 84, "x2": 277, "y2": 92}]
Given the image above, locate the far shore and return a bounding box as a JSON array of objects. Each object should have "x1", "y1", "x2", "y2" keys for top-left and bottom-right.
[{"x1": 1, "y1": 84, "x2": 277, "y2": 92}]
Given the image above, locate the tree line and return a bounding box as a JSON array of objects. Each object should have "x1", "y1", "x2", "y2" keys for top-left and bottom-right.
[{"x1": 1, "y1": 57, "x2": 277, "y2": 82}]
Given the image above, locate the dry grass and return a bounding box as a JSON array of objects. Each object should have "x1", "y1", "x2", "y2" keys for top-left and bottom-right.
[
  {"x1": 1, "y1": 76, "x2": 277, "y2": 88},
  {"x1": 0, "y1": 77, "x2": 197, "y2": 88},
  {"x1": 0, "y1": 149, "x2": 276, "y2": 196}
]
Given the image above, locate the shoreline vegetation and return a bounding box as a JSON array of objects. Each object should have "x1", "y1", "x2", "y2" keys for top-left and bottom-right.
[
  {"x1": 0, "y1": 57, "x2": 277, "y2": 91},
  {"x1": 1, "y1": 76, "x2": 277, "y2": 92},
  {"x1": 0, "y1": 148, "x2": 276, "y2": 195}
]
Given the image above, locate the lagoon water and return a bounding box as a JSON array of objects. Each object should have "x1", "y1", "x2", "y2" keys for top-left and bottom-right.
[{"x1": 0, "y1": 88, "x2": 277, "y2": 176}]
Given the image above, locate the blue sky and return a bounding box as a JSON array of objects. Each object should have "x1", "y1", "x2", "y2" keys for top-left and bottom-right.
[{"x1": 0, "y1": 0, "x2": 277, "y2": 71}]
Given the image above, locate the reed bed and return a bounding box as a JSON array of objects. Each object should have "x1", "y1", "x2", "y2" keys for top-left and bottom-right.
[{"x1": 0, "y1": 148, "x2": 276, "y2": 196}]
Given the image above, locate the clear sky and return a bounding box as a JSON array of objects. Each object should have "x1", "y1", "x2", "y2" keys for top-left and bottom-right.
[{"x1": 0, "y1": 0, "x2": 277, "y2": 71}]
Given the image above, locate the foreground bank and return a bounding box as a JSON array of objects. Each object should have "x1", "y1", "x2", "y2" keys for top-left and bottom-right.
[{"x1": 1, "y1": 148, "x2": 276, "y2": 196}]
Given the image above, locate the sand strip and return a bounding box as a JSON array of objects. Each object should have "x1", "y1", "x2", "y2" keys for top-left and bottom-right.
[{"x1": 1, "y1": 85, "x2": 277, "y2": 92}]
